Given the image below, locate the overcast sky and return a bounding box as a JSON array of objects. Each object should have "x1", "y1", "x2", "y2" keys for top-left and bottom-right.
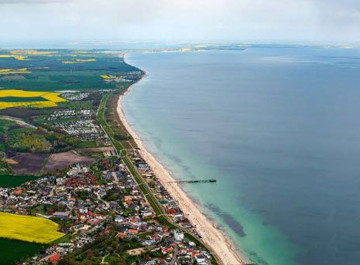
[{"x1": 1, "y1": 0, "x2": 360, "y2": 45}]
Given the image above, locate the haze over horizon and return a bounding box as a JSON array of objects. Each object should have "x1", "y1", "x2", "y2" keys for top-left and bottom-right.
[{"x1": 1, "y1": 0, "x2": 360, "y2": 46}]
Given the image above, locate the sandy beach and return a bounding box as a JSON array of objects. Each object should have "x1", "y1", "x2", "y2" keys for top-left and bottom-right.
[{"x1": 117, "y1": 82, "x2": 252, "y2": 265}]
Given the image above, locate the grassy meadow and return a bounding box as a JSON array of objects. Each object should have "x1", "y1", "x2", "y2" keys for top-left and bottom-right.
[
  {"x1": 0, "y1": 175, "x2": 38, "y2": 188},
  {"x1": 0, "y1": 238, "x2": 45, "y2": 265},
  {"x1": 0, "y1": 117, "x2": 82, "y2": 153}
]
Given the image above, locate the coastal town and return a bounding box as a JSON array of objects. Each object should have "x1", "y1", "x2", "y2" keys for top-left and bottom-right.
[
  {"x1": 3, "y1": 0, "x2": 358, "y2": 263},
  {"x1": 0, "y1": 49, "x2": 248, "y2": 265},
  {"x1": 0, "y1": 153, "x2": 216, "y2": 265}
]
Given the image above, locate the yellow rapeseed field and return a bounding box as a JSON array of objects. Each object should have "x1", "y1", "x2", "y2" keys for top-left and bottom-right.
[
  {"x1": 0, "y1": 55, "x2": 27, "y2": 60},
  {"x1": 0, "y1": 101, "x2": 58, "y2": 109},
  {"x1": 0, "y1": 89, "x2": 67, "y2": 109},
  {"x1": 0, "y1": 68, "x2": 31, "y2": 75},
  {"x1": 0, "y1": 212, "x2": 65, "y2": 244},
  {"x1": 0, "y1": 50, "x2": 57, "y2": 60},
  {"x1": 101, "y1": 75, "x2": 120, "y2": 80},
  {"x1": 101, "y1": 75, "x2": 112, "y2": 79}
]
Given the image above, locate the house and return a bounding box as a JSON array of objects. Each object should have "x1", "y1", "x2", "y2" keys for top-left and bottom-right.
[
  {"x1": 114, "y1": 215, "x2": 124, "y2": 223},
  {"x1": 118, "y1": 232, "x2": 127, "y2": 239},
  {"x1": 87, "y1": 218, "x2": 101, "y2": 225},
  {"x1": 137, "y1": 162, "x2": 148, "y2": 170},
  {"x1": 53, "y1": 212, "x2": 69, "y2": 218},
  {"x1": 128, "y1": 229, "x2": 138, "y2": 235},
  {"x1": 174, "y1": 229, "x2": 184, "y2": 242},
  {"x1": 195, "y1": 255, "x2": 206, "y2": 264},
  {"x1": 48, "y1": 253, "x2": 61, "y2": 265}
]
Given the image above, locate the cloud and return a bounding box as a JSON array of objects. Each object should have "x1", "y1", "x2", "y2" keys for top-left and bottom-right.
[
  {"x1": 1, "y1": 0, "x2": 360, "y2": 44},
  {"x1": 0, "y1": 0, "x2": 68, "y2": 4}
]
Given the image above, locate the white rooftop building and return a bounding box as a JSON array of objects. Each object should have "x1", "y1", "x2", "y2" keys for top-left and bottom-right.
[{"x1": 174, "y1": 229, "x2": 184, "y2": 242}]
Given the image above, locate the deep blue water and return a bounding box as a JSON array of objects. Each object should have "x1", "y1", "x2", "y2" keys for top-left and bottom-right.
[{"x1": 123, "y1": 47, "x2": 360, "y2": 265}]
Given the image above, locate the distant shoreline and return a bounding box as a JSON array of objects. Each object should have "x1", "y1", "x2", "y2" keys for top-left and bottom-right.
[{"x1": 116, "y1": 54, "x2": 252, "y2": 265}]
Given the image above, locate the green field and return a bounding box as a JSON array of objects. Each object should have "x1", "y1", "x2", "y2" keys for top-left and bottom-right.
[
  {"x1": 0, "y1": 119, "x2": 16, "y2": 133},
  {"x1": 0, "y1": 175, "x2": 38, "y2": 188},
  {"x1": 0, "y1": 97, "x2": 47, "y2": 102},
  {"x1": 0, "y1": 238, "x2": 45, "y2": 265},
  {"x1": 0, "y1": 117, "x2": 81, "y2": 153},
  {"x1": 0, "y1": 50, "x2": 140, "y2": 92}
]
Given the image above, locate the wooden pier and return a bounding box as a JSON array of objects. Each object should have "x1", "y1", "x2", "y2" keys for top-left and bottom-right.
[{"x1": 168, "y1": 179, "x2": 217, "y2": 184}]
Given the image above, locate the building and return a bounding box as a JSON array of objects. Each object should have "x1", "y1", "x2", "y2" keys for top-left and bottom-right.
[{"x1": 174, "y1": 229, "x2": 184, "y2": 242}]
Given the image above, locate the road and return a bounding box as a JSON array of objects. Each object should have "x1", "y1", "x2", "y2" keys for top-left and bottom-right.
[{"x1": 0, "y1": 115, "x2": 37, "y2": 129}]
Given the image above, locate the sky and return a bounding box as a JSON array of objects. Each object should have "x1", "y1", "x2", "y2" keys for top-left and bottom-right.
[{"x1": 1, "y1": 0, "x2": 360, "y2": 46}]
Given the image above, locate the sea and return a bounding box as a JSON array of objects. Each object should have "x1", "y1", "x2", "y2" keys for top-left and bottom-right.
[{"x1": 123, "y1": 47, "x2": 360, "y2": 265}]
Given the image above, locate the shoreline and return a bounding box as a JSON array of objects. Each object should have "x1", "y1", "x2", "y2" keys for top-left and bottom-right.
[{"x1": 116, "y1": 71, "x2": 252, "y2": 265}]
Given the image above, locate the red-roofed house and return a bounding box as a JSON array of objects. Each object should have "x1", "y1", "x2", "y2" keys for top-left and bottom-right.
[
  {"x1": 48, "y1": 253, "x2": 61, "y2": 265},
  {"x1": 118, "y1": 232, "x2": 127, "y2": 239},
  {"x1": 128, "y1": 229, "x2": 138, "y2": 235},
  {"x1": 13, "y1": 188, "x2": 22, "y2": 195}
]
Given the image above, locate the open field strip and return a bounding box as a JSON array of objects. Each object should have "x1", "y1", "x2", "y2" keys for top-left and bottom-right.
[
  {"x1": 10, "y1": 50, "x2": 58, "y2": 56},
  {"x1": 0, "y1": 68, "x2": 31, "y2": 74},
  {"x1": 0, "y1": 101, "x2": 58, "y2": 109},
  {"x1": 0, "y1": 55, "x2": 27, "y2": 60},
  {"x1": 62, "y1": 58, "x2": 96, "y2": 64},
  {"x1": 0, "y1": 212, "x2": 64, "y2": 244}
]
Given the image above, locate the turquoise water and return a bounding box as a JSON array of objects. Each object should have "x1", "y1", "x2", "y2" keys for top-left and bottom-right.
[{"x1": 123, "y1": 48, "x2": 360, "y2": 265}]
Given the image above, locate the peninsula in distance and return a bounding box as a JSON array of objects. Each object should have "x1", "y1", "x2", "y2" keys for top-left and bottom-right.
[{"x1": 1, "y1": 1, "x2": 360, "y2": 265}]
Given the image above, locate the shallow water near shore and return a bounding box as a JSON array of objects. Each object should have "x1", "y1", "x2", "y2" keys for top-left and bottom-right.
[{"x1": 123, "y1": 47, "x2": 360, "y2": 265}]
